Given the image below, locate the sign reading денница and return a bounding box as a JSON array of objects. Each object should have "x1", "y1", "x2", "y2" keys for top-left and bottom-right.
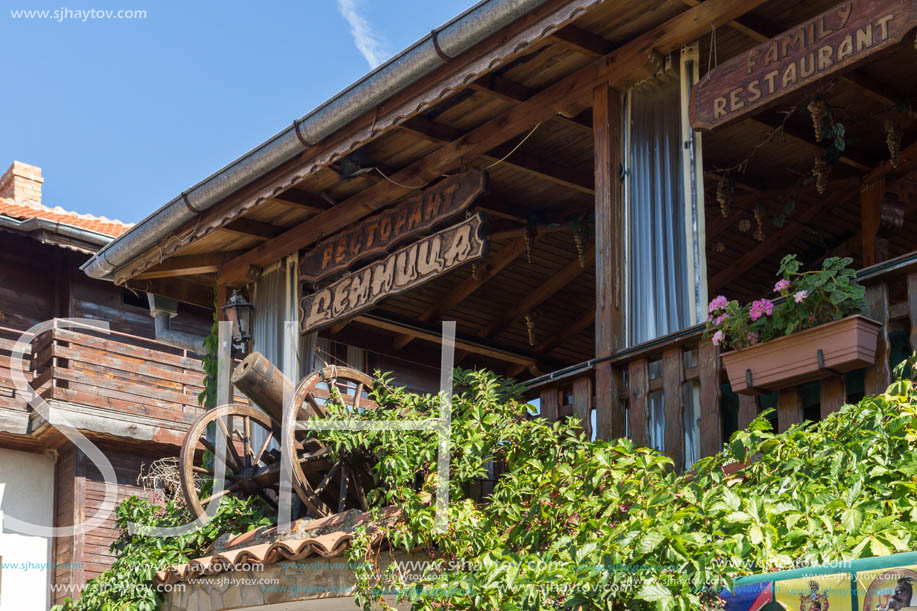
[
  {"x1": 299, "y1": 169, "x2": 487, "y2": 284},
  {"x1": 689, "y1": 0, "x2": 917, "y2": 130},
  {"x1": 299, "y1": 213, "x2": 488, "y2": 334}
]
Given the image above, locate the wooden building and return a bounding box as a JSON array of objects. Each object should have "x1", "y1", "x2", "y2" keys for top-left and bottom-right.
[
  {"x1": 0, "y1": 161, "x2": 214, "y2": 607},
  {"x1": 82, "y1": 0, "x2": 917, "y2": 498}
]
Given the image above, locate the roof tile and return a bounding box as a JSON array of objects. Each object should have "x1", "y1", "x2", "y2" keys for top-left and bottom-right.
[{"x1": 0, "y1": 197, "x2": 132, "y2": 237}]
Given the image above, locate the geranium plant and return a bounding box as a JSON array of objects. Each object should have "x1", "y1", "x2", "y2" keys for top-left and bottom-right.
[{"x1": 705, "y1": 255, "x2": 865, "y2": 351}]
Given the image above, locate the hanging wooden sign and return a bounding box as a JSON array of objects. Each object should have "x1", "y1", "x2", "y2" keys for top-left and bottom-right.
[
  {"x1": 299, "y1": 169, "x2": 487, "y2": 284},
  {"x1": 689, "y1": 0, "x2": 917, "y2": 130},
  {"x1": 300, "y1": 213, "x2": 488, "y2": 334}
]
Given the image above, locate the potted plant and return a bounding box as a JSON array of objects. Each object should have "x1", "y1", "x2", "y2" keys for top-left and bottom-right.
[{"x1": 705, "y1": 255, "x2": 880, "y2": 394}]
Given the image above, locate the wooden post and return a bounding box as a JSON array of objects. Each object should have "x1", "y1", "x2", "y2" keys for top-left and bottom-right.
[
  {"x1": 819, "y1": 376, "x2": 846, "y2": 419},
  {"x1": 698, "y1": 339, "x2": 722, "y2": 457},
  {"x1": 572, "y1": 375, "x2": 593, "y2": 439},
  {"x1": 540, "y1": 387, "x2": 559, "y2": 422},
  {"x1": 593, "y1": 83, "x2": 623, "y2": 439},
  {"x1": 864, "y1": 282, "x2": 891, "y2": 395},
  {"x1": 217, "y1": 320, "x2": 233, "y2": 408},
  {"x1": 861, "y1": 179, "x2": 887, "y2": 267},
  {"x1": 777, "y1": 389, "x2": 802, "y2": 433},
  {"x1": 628, "y1": 359, "x2": 648, "y2": 446},
  {"x1": 737, "y1": 394, "x2": 759, "y2": 431},
  {"x1": 662, "y1": 347, "x2": 684, "y2": 469},
  {"x1": 908, "y1": 272, "x2": 917, "y2": 355}
]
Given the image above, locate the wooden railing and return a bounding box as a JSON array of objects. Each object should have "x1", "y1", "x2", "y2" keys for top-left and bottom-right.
[
  {"x1": 0, "y1": 324, "x2": 33, "y2": 413},
  {"x1": 29, "y1": 323, "x2": 209, "y2": 424},
  {"x1": 526, "y1": 251, "x2": 917, "y2": 470}
]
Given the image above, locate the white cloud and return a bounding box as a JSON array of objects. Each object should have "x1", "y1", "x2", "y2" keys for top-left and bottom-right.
[{"x1": 336, "y1": 0, "x2": 390, "y2": 69}]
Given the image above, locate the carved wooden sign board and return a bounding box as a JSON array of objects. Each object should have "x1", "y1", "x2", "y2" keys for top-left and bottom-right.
[
  {"x1": 689, "y1": 0, "x2": 917, "y2": 130},
  {"x1": 300, "y1": 213, "x2": 488, "y2": 334},
  {"x1": 299, "y1": 169, "x2": 487, "y2": 284}
]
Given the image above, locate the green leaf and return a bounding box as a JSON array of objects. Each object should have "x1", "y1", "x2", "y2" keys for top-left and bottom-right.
[{"x1": 841, "y1": 507, "x2": 863, "y2": 535}]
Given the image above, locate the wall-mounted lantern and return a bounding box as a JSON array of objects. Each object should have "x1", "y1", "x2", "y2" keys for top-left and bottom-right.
[{"x1": 222, "y1": 289, "x2": 254, "y2": 353}]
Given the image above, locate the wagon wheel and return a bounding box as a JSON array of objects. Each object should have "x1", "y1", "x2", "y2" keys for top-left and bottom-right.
[
  {"x1": 284, "y1": 366, "x2": 377, "y2": 518},
  {"x1": 180, "y1": 404, "x2": 283, "y2": 520}
]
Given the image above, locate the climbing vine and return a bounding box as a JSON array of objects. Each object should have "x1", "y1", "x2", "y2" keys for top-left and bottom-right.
[{"x1": 197, "y1": 289, "x2": 219, "y2": 409}]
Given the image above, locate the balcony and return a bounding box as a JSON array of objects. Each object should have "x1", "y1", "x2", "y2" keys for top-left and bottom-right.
[
  {"x1": 0, "y1": 322, "x2": 216, "y2": 447},
  {"x1": 525, "y1": 252, "x2": 917, "y2": 470}
]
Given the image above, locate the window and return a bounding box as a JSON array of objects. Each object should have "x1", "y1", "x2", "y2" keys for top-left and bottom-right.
[{"x1": 623, "y1": 47, "x2": 707, "y2": 347}]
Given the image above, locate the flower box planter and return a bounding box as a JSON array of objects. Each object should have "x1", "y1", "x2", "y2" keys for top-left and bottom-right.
[{"x1": 721, "y1": 315, "x2": 881, "y2": 395}]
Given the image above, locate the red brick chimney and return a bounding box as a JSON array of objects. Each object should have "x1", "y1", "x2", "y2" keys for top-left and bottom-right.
[{"x1": 0, "y1": 161, "x2": 43, "y2": 203}]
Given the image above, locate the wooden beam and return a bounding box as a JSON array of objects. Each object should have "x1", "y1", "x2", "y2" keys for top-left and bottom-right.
[
  {"x1": 274, "y1": 187, "x2": 334, "y2": 211},
  {"x1": 533, "y1": 308, "x2": 594, "y2": 354},
  {"x1": 125, "y1": 277, "x2": 215, "y2": 309},
  {"x1": 469, "y1": 74, "x2": 594, "y2": 132},
  {"x1": 219, "y1": 0, "x2": 769, "y2": 287},
  {"x1": 548, "y1": 24, "x2": 613, "y2": 57},
  {"x1": 748, "y1": 115, "x2": 870, "y2": 172},
  {"x1": 709, "y1": 180, "x2": 859, "y2": 292},
  {"x1": 221, "y1": 219, "x2": 284, "y2": 241},
  {"x1": 134, "y1": 252, "x2": 244, "y2": 280},
  {"x1": 479, "y1": 245, "x2": 594, "y2": 338},
  {"x1": 861, "y1": 179, "x2": 887, "y2": 267},
  {"x1": 393, "y1": 237, "x2": 527, "y2": 350},
  {"x1": 352, "y1": 314, "x2": 539, "y2": 373},
  {"x1": 399, "y1": 119, "x2": 593, "y2": 193},
  {"x1": 663, "y1": 347, "x2": 684, "y2": 469}
]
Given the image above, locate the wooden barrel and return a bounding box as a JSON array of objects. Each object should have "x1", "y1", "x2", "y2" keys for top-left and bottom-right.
[{"x1": 231, "y1": 352, "x2": 294, "y2": 424}]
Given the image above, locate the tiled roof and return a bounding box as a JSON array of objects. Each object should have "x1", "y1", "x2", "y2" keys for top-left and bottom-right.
[
  {"x1": 155, "y1": 508, "x2": 397, "y2": 585},
  {"x1": 0, "y1": 197, "x2": 132, "y2": 237}
]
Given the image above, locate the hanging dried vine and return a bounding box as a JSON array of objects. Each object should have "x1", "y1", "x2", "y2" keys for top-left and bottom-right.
[
  {"x1": 807, "y1": 99, "x2": 829, "y2": 142},
  {"x1": 716, "y1": 176, "x2": 734, "y2": 218},
  {"x1": 524, "y1": 313, "x2": 536, "y2": 346},
  {"x1": 571, "y1": 217, "x2": 587, "y2": 270},
  {"x1": 753, "y1": 205, "x2": 766, "y2": 242},
  {"x1": 813, "y1": 157, "x2": 832, "y2": 195},
  {"x1": 885, "y1": 120, "x2": 903, "y2": 167},
  {"x1": 523, "y1": 222, "x2": 535, "y2": 264}
]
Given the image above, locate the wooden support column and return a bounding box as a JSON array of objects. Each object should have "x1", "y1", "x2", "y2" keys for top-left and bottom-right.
[
  {"x1": 593, "y1": 83, "x2": 624, "y2": 440},
  {"x1": 572, "y1": 375, "x2": 593, "y2": 439},
  {"x1": 864, "y1": 282, "x2": 891, "y2": 395},
  {"x1": 698, "y1": 340, "x2": 722, "y2": 457},
  {"x1": 540, "y1": 387, "x2": 559, "y2": 422},
  {"x1": 662, "y1": 348, "x2": 684, "y2": 469},
  {"x1": 909, "y1": 272, "x2": 917, "y2": 352},
  {"x1": 861, "y1": 179, "x2": 887, "y2": 267},
  {"x1": 819, "y1": 376, "x2": 846, "y2": 419},
  {"x1": 737, "y1": 394, "x2": 759, "y2": 431},
  {"x1": 777, "y1": 389, "x2": 802, "y2": 433},
  {"x1": 628, "y1": 359, "x2": 648, "y2": 446}
]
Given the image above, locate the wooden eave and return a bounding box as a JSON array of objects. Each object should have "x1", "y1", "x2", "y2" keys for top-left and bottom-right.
[{"x1": 111, "y1": 0, "x2": 917, "y2": 374}]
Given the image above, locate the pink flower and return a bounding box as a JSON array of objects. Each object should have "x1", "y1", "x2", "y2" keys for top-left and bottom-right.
[
  {"x1": 745, "y1": 331, "x2": 760, "y2": 345},
  {"x1": 774, "y1": 279, "x2": 791, "y2": 293},
  {"x1": 712, "y1": 330, "x2": 724, "y2": 347},
  {"x1": 794, "y1": 290, "x2": 807, "y2": 303},
  {"x1": 749, "y1": 299, "x2": 773, "y2": 321},
  {"x1": 708, "y1": 295, "x2": 728, "y2": 313},
  {"x1": 714, "y1": 313, "x2": 728, "y2": 326}
]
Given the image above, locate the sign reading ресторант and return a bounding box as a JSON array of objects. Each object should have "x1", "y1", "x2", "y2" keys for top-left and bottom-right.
[
  {"x1": 689, "y1": 0, "x2": 917, "y2": 130},
  {"x1": 299, "y1": 169, "x2": 487, "y2": 284}
]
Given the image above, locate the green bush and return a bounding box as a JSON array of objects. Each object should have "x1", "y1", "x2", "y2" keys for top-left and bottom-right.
[
  {"x1": 328, "y1": 367, "x2": 917, "y2": 610},
  {"x1": 52, "y1": 495, "x2": 273, "y2": 611}
]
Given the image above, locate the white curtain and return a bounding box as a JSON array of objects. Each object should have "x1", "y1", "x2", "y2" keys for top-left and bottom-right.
[
  {"x1": 624, "y1": 69, "x2": 691, "y2": 346},
  {"x1": 250, "y1": 256, "x2": 301, "y2": 450}
]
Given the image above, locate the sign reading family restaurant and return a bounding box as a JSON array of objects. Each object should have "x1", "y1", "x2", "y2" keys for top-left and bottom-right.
[
  {"x1": 299, "y1": 169, "x2": 487, "y2": 284},
  {"x1": 300, "y1": 213, "x2": 488, "y2": 334},
  {"x1": 689, "y1": 0, "x2": 917, "y2": 130}
]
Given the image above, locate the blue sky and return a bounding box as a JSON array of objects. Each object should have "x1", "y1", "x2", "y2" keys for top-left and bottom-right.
[{"x1": 2, "y1": 0, "x2": 475, "y2": 223}]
